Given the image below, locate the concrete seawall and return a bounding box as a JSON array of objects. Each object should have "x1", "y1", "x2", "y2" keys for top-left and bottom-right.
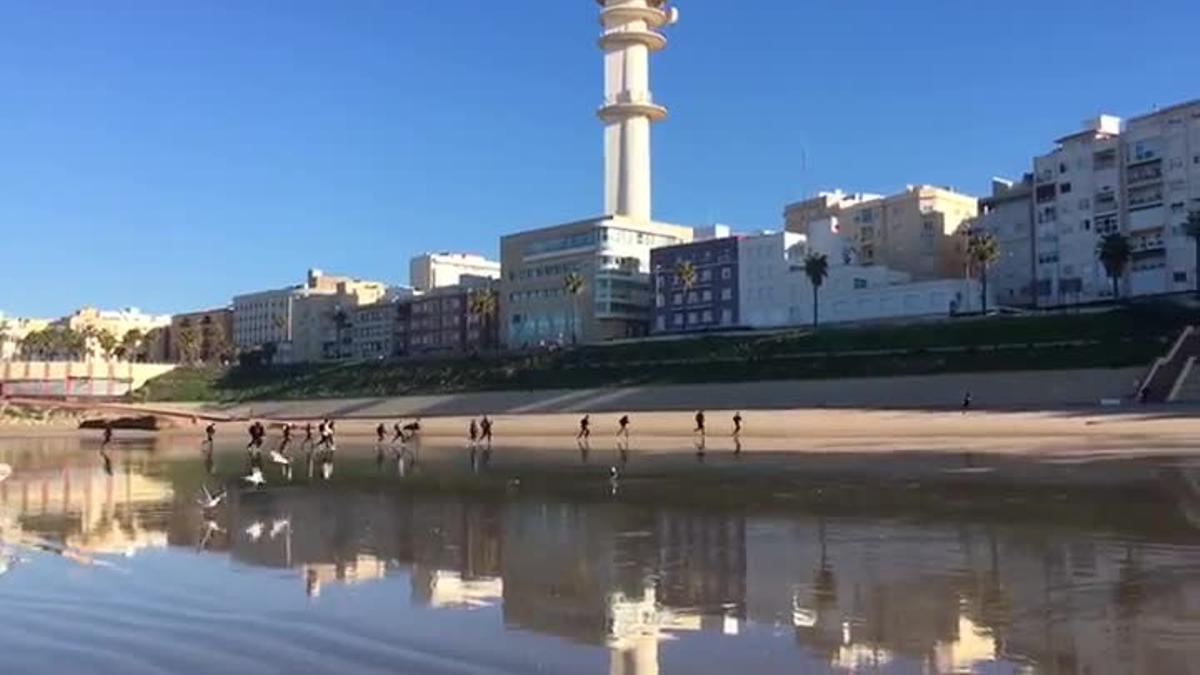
[{"x1": 175, "y1": 367, "x2": 1144, "y2": 420}]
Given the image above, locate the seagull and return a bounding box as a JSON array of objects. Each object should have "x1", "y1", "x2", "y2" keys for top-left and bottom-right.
[
  {"x1": 197, "y1": 520, "x2": 225, "y2": 551},
  {"x1": 269, "y1": 518, "x2": 290, "y2": 540},
  {"x1": 244, "y1": 521, "x2": 265, "y2": 542},
  {"x1": 196, "y1": 485, "x2": 226, "y2": 510},
  {"x1": 243, "y1": 467, "x2": 266, "y2": 487},
  {"x1": 0, "y1": 463, "x2": 11, "y2": 483}
]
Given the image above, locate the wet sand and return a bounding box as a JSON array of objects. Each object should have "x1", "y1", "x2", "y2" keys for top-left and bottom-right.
[{"x1": 19, "y1": 406, "x2": 1193, "y2": 457}]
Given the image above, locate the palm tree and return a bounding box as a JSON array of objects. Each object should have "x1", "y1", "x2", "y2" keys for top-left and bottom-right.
[
  {"x1": 94, "y1": 329, "x2": 118, "y2": 361},
  {"x1": 119, "y1": 329, "x2": 144, "y2": 362},
  {"x1": 331, "y1": 308, "x2": 350, "y2": 359},
  {"x1": 1184, "y1": 211, "x2": 1200, "y2": 298},
  {"x1": 675, "y1": 260, "x2": 698, "y2": 291},
  {"x1": 564, "y1": 272, "x2": 586, "y2": 345},
  {"x1": 803, "y1": 253, "x2": 829, "y2": 327},
  {"x1": 177, "y1": 324, "x2": 199, "y2": 365},
  {"x1": 469, "y1": 287, "x2": 499, "y2": 351},
  {"x1": 1097, "y1": 233, "x2": 1133, "y2": 302},
  {"x1": 966, "y1": 230, "x2": 1000, "y2": 314}
]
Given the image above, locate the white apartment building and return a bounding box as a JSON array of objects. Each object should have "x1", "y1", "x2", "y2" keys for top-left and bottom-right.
[
  {"x1": 1032, "y1": 115, "x2": 1124, "y2": 305},
  {"x1": 409, "y1": 253, "x2": 500, "y2": 292},
  {"x1": 971, "y1": 176, "x2": 1036, "y2": 307},
  {"x1": 739, "y1": 220, "x2": 984, "y2": 330},
  {"x1": 1122, "y1": 100, "x2": 1200, "y2": 296},
  {"x1": 1024, "y1": 101, "x2": 1200, "y2": 306}
]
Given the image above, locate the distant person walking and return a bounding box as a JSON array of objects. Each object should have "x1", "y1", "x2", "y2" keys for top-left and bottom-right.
[
  {"x1": 246, "y1": 421, "x2": 264, "y2": 453},
  {"x1": 102, "y1": 421, "x2": 114, "y2": 448},
  {"x1": 694, "y1": 411, "x2": 706, "y2": 438},
  {"x1": 618, "y1": 415, "x2": 630, "y2": 440},
  {"x1": 962, "y1": 392, "x2": 973, "y2": 414},
  {"x1": 732, "y1": 412, "x2": 743, "y2": 437},
  {"x1": 376, "y1": 423, "x2": 387, "y2": 444},
  {"x1": 577, "y1": 415, "x2": 591, "y2": 441},
  {"x1": 480, "y1": 415, "x2": 493, "y2": 449},
  {"x1": 204, "y1": 422, "x2": 217, "y2": 448},
  {"x1": 302, "y1": 422, "x2": 315, "y2": 450},
  {"x1": 469, "y1": 419, "x2": 479, "y2": 447}
]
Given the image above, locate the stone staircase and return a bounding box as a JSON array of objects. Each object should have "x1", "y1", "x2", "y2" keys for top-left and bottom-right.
[
  {"x1": 1171, "y1": 356, "x2": 1200, "y2": 403},
  {"x1": 1140, "y1": 326, "x2": 1200, "y2": 403}
]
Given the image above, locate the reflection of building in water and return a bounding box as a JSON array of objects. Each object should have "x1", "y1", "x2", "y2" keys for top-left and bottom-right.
[
  {"x1": 411, "y1": 569, "x2": 503, "y2": 610},
  {"x1": 608, "y1": 585, "x2": 706, "y2": 675},
  {"x1": 0, "y1": 465, "x2": 172, "y2": 556},
  {"x1": 303, "y1": 555, "x2": 387, "y2": 598}
]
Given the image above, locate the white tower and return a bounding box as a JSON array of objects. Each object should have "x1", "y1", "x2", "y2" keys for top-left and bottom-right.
[{"x1": 597, "y1": 0, "x2": 679, "y2": 222}]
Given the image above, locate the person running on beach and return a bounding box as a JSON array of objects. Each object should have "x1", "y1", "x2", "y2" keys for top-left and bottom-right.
[
  {"x1": 317, "y1": 419, "x2": 333, "y2": 450},
  {"x1": 577, "y1": 415, "x2": 591, "y2": 441},
  {"x1": 694, "y1": 411, "x2": 706, "y2": 437},
  {"x1": 480, "y1": 415, "x2": 493, "y2": 449},
  {"x1": 469, "y1": 419, "x2": 479, "y2": 447},
  {"x1": 403, "y1": 418, "x2": 421, "y2": 441},
  {"x1": 732, "y1": 412, "x2": 743, "y2": 437},
  {"x1": 392, "y1": 422, "x2": 406, "y2": 444},
  {"x1": 618, "y1": 415, "x2": 630, "y2": 440},
  {"x1": 962, "y1": 392, "x2": 972, "y2": 414},
  {"x1": 302, "y1": 422, "x2": 315, "y2": 449},
  {"x1": 376, "y1": 423, "x2": 387, "y2": 444},
  {"x1": 204, "y1": 422, "x2": 217, "y2": 448},
  {"x1": 278, "y1": 423, "x2": 293, "y2": 454},
  {"x1": 102, "y1": 421, "x2": 114, "y2": 448},
  {"x1": 246, "y1": 421, "x2": 263, "y2": 453}
]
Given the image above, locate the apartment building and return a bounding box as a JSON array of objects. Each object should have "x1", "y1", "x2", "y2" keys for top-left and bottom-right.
[
  {"x1": 784, "y1": 185, "x2": 980, "y2": 281},
  {"x1": 739, "y1": 220, "x2": 983, "y2": 329},
  {"x1": 1024, "y1": 102, "x2": 1200, "y2": 305},
  {"x1": 0, "y1": 314, "x2": 50, "y2": 361},
  {"x1": 500, "y1": 216, "x2": 693, "y2": 346},
  {"x1": 1122, "y1": 100, "x2": 1200, "y2": 296},
  {"x1": 232, "y1": 269, "x2": 386, "y2": 362},
  {"x1": 290, "y1": 279, "x2": 388, "y2": 363},
  {"x1": 970, "y1": 177, "x2": 1036, "y2": 307},
  {"x1": 410, "y1": 252, "x2": 500, "y2": 292},
  {"x1": 650, "y1": 227, "x2": 740, "y2": 334},
  {"x1": 407, "y1": 283, "x2": 498, "y2": 356},
  {"x1": 1031, "y1": 115, "x2": 1124, "y2": 305},
  {"x1": 162, "y1": 308, "x2": 233, "y2": 364}
]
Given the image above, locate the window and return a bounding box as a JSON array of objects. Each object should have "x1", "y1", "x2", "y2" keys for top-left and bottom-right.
[
  {"x1": 672, "y1": 292, "x2": 682, "y2": 305},
  {"x1": 702, "y1": 290, "x2": 713, "y2": 302},
  {"x1": 720, "y1": 288, "x2": 732, "y2": 301},
  {"x1": 1078, "y1": 198, "x2": 1091, "y2": 210},
  {"x1": 701, "y1": 310, "x2": 713, "y2": 323},
  {"x1": 1175, "y1": 272, "x2": 1189, "y2": 283},
  {"x1": 1060, "y1": 182, "x2": 1072, "y2": 194},
  {"x1": 687, "y1": 291, "x2": 699, "y2": 303},
  {"x1": 721, "y1": 267, "x2": 732, "y2": 280},
  {"x1": 687, "y1": 312, "x2": 698, "y2": 324},
  {"x1": 673, "y1": 313, "x2": 683, "y2": 327},
  {"x1": 1059, "y1": 162, "x2": 1068, "y2": 174},
  {"x1": 721, "y1": 309, "x2": 733, "y2": 325},
  {"x1": 853, "y1": 278, "x2": 868, "y2": 289},
  {"x1": 655, "y1": 294, "x2": 665, "y2": 308},
  {"x1": 700, "y1": 269, "x2": 712, "y2": 282}
]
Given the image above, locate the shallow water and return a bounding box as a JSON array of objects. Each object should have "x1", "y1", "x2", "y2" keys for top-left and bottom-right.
[{"x1": 1, "y1": 434, "x2": 1199, "y2": 674}]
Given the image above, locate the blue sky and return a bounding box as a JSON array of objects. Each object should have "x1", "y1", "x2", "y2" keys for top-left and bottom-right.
[{"x1": 1, "y1": 0, "x2": 1197, "y2": 317}]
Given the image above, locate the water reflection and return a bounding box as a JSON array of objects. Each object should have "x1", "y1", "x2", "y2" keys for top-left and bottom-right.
[{"x1": 1, "y1": 439, "x2": 1199, "y2": 674}]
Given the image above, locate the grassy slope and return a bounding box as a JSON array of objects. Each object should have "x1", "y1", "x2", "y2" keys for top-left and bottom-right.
[{"x1": 135, "y1": 303, "x2": 1189, "y2": 403}]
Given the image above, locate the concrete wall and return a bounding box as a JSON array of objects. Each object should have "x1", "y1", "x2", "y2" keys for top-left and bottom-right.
[
  {"x1": 189, "y1": 367, "x2": 1143, "y2": 420},
  {"x1": 0, "y1": 361, "x2": 176, "y2": 398}
]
